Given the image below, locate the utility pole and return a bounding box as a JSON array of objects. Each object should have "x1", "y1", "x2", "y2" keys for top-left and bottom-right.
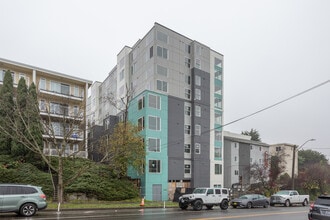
[{"x1": 291, "y1": 145, "x2": 297, "y2": 189}]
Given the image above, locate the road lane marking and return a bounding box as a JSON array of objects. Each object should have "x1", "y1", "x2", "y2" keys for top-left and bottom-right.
[{"x1": 189, "y1": 210, "x2": 307, "y2": 220}]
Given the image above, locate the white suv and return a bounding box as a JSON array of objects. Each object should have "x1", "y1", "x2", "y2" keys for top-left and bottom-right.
[{"x1": 179, "y1": 187, "x2": 230, "y2": 211}]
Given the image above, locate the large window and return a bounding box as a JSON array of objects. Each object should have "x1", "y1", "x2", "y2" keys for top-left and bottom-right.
[
  {"x1": 215, "y1": 130, "x2": 222, "y2": 142},
  {"x1": 138, "y1": 96, "x2": 145, "y2": 110},
  {"x1": 148, "y1": 138, "x2": 160, "y2": 152},
  {"x1": 149, "y1": 94, "x2": 160, "y2": 109},
  {"x1": 149, "y1": 160, "x2": 161, "y2": 173},
  {"x1": 185, "y1": 75, "x2": 191, "y2": 85},
  {"x1": 195, "y1": 75, "x2": 201, "y2": 86},
  {"x1": 195, "y1": 89, "x2": 201, "y2": 100},
  {"x1": 39, "y1": 78, "x2": 46, "y2": 90},
  {"x1": 195, "y1": 105, "x2": 201, "y2": 117},
  {"x1": 157, "y1": 65, "x2": 167, "y2": 77},
  {"x1": 195, "y1": 59, "x2": 201, "y2": 69},
  {"x1": 148, "y1": 116, "x2": 160, "y2": 130},
  {"x1": 157, "y1": 31, "x2": 168, "y2": 43},
  {"x1": 184, "y1": 125, "x2": 191, "y2": 135},
  {"x1": 50, "y1": 81, "x2": 70, "y2": 95},
  {"x1": 215, "y1": 147, "x2": 222, "y2": 158},
  {"x1": 138, "y1": 117, "x2": 145, "y2": 130},
  {"x1": 215, "y1": 164, "x2": 222, "y2": 175},
  {"x1": 195, "y1": 124, "x2": 201, "y2": 136},
  {"x1": 50, "y1": 102, "x2": 69, "y2": 115},
  {"x1": 184, "y1": 103, "x2": 191, "y2": 116},
  {"x1": 184, "y1": 164, "x2": 191, "y2": 174},
  {"x1": 185, "y1": 88, "x2": 191, "y2": 99},
  {"x1": 195, "y1": 143, "x2": 201, "y2": 154},
  {"x1": 184, "y1": 144, "x2": 191, "y2": 153},
  {"x1": 185, "y1": 58, "x2": 191, "y2": 68},
  {"x1": 157, "y1": 46, "x2": 168, "y2": 59},
  {"x1": 156, "y1": 80, "x2": 168, "y2": 92}
]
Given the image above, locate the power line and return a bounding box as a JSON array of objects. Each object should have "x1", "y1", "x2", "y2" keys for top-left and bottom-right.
[{"x1": 166, "y1": 80, "x2": 330, "y2": 148}]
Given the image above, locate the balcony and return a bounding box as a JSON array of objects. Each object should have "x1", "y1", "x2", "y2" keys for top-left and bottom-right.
[{"x1": 39, "y1": 88, "x2": 84, "y2": 101}]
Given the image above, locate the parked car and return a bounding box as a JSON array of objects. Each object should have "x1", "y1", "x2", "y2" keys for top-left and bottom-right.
[
  {"x1": 0, "y1": 184, "x2": 47, "y2": 217},
  {"x1": 308, "y1": 195, "x2": 330, "y2": 220},
  {"x1": 231, "y1": 194, "x2": 269, "y2": 209},
  {"x1": 270, "y1": 190, "x2": 309, "y2": 207}
]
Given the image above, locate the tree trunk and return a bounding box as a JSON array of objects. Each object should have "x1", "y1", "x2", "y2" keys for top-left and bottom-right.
[{"x1": 58, "y1": 156, "x2": 64, "y2": 203}]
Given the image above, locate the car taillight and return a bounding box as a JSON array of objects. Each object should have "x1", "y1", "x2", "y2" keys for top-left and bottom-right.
[{"x1": 39, "y1": 194, "x2": 46, "y2": 200}]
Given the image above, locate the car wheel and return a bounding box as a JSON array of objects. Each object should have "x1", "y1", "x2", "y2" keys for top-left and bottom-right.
[
  {"x1": 179, "y1": 201, "x2": 188, "y2": 210},
  {"x1": 220, "y1": 200, "x2": 229, "y2": 210},
  {"x1": 284, "y1": 200, "x2": 290, "y2": 207},
  {"x1": 206, "y1": 205, "x2": 213, "y2": 210},
  {"x1": 264, "y1": 202, "x2": 269, "y2": 208},
  {"x1": 247, "y1": 202, "x2": 252, "y2": 209},
  {"x1": 193, "y1": 200, "x2": 203, "y2": 211},
  {"x1": 302, "y1": 199, "x2": 308, "y2": 206},
  {"x1": 20, "y1": 203, "x2": 37, "y2": 217}
]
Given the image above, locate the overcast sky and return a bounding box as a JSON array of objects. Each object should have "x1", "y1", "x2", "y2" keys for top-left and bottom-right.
[{"x1": 1, "y1": 0, "x2": 329, "y2": 158}]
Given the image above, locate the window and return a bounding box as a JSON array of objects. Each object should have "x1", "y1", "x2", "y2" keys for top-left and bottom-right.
[
  {"x1": 184, "y1": 103, "x2": 191, "y2": 116},
  {"x1": 156, "y1": 80, "x2": 167, "y2": 92},
  {"x1": 195, "y1": 75, "x2": 201, "y2": 86},
  {"x1": 149, "y1": 94, "x2": 160, "y2": 109},
  {"x1": 215, "y1": 97, "x2": 222, "y2": 108},
  {"x1": 50, "y1": 81, "x2": 70, "y2": 95},
  {"x1": 185, "y1": 57, "x2": 191, "y2": 68},
  {"x1": 215, "y1": 164, "x2": 222, "y2": 175},
  {"x1": 104, "y1": 118, "x2": 110, "y2": 130},
  {"x1": 185, "y1": 44, "x2": 191, "y2": 54},
  {"x1": 195, "y1": 124, "x2": 201, "y2": 136},
  {"x1": 185, "y1": 89, "x2": 191, "y2": 99},
  {"x1": 215, "y1": 112, "x2": 221, "y2": 124},
  {"x1": 73, "y1": 144, "x2": 79, "y2": 152},
  {"x1": 195, "y1": 143, "x2": 201, "y2": 154},
  {"x1": 150, "y1": 46, "x2": 153, "y2": 58},
  {"x1": 148, "y1": 138, "x2": 160, "y2": 152},
  {"x1": 195, "y1": 59, "x2": 201, "y2": 69},
  {"x1": 39, "y1": 100, "x2": 46, "y2": 112},
  {"x1": 215, "y1": 130, "x2": 222, "y2": 141},
  {"x1": 157, "y1": 46, "x2": 168, "y2": 59},
  {"x1": 195, "y1": 89, "x2": 201, "y2": 100},
  {"x1": 73, "y1": 86, "x2": 79, "y2": 97},
  {"x1": 185, "y1": 75, "x2": 191, "y2": 85},
  {"x1": 276, "y1": 146, "x2": 282, "y2": 151},
  {"x1": 39, "y1": 78, "x2": 46, "y2": 90},
  {"x1": 234, "y1": 170, "x2": 239, "y2": 175},
  {"x1": 148, "y1": 116, "x2": 160, "y2": 130},
  {"x1": 157, "y1": 31, "x2": 168, "y2": 43},
  {"x1": 120, "y1": 70, "x2": 124, "y2": 81},
  {"x1": 234, "y1": 156, "x2": 237, "y2": 161},
  {"x1": 138, "y1": 117, "x2": 144, "y2": 130},
  {"x1": 184, "y1": 125, "x2": 191, "y2": 135},
  {"x1": 195, "y1": 105, "x2": 201, "y2": 117},
  {"x1": 73, "y1": 106, "x2": 79, "y2": 116},
  {"x1": 149, "y1": 160, "x2": 161, "y2": 173},
  {"x1": 184, "y1": 164, "x2": 191, "y2": 174},
  {"x1": 50, "y1": 102, "x2": 69, "y2": 115},
  {"x1": 157, "y1": 65, "x2": 167, "y2": 77},
  {"x1": 184, "y1": 144, "x2": 191, "y2": 153},
  {"x1": 215, "y1": 148, "x2": 221, "y2": 158},
  {"x1": 138, "y1": 96, "x2": 145, "y2": 110}
]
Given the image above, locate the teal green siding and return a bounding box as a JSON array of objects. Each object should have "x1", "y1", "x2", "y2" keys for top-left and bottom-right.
[{"x1": 128, "y1": 90, "x2": 168, "y2": 201}]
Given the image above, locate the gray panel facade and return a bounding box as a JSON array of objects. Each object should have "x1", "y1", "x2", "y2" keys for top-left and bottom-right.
[
  {"x1": 167, "y1": 95, "x2": 185, "y2": 180},
  {"x1": 191, "y1": 68, "x2": 211, "y2": 187},
  {"x1": 223, "y1": 139, "x2": 232, "y2": 188}
]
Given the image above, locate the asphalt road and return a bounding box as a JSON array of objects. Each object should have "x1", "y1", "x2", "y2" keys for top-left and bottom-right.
[{"x1": 0, "y1": 205, "x2": 310, "y2": 220}]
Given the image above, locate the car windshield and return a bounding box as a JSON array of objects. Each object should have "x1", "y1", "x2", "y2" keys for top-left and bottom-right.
[
  {"x1": 239, "y1": 195, "x2": 249, "y2": 199},
  {"x1": 193, "y1": 188, "x2": 207, "y2": 194},
  {"x1": 276, "y1": 191, "x2": 290, "y2": 195},
  {"x1": 316, "y1": 197, "x2": 330, "y2": 206}
]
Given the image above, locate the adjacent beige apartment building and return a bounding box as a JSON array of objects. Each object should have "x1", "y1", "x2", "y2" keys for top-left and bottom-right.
[{"x1": 0, "y1": 58, "x2": 92, "y2": 158}]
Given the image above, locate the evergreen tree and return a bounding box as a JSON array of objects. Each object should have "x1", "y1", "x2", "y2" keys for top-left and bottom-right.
[
  {"x1": 0, "y1": 70, "x2": 15, "y2": 155},
  {"x1": 11, "y1": 77, "x2": 29, "y2": 157}
]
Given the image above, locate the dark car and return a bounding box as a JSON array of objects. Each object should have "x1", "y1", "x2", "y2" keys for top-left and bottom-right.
[
  {"x1": 308, "y1": 195, "x2": 330, "y2": 220},
  {"x1": 0, "y1": 184, "x2": 47, "y2": 217},
  {"x1": 231, "y1": 194, "x2": 269, "y2": 209}
]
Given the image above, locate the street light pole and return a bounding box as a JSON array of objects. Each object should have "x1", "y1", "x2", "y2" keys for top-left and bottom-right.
[{"x1": 291, "y1": 138, "x2": 316, "y2": 189}]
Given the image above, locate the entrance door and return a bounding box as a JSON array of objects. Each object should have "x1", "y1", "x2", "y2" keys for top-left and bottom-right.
[{"x1": 152, "y1": 184, "x2": 162, "y2": 201}]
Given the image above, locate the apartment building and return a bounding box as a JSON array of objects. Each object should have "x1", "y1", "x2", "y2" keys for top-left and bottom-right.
[
  {"x1": 0, "y1": 58, "x2": 92, "y2": 158},
  {"x1": 269, "y1": 143, "x2": 298, "y2": 178},
  {"x1": 88, "y1": 23, "x2": 224, "y2": 201},
  {"x1": 223, "y1": 131, "x2": 270, "y2": 191}
]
